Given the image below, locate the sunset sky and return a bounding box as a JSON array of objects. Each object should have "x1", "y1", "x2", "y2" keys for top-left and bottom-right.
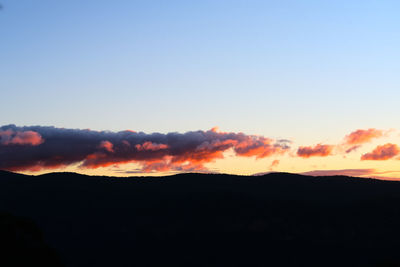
[{"x1": 1, "y1": 1, "x2": 400, "y2": 179}]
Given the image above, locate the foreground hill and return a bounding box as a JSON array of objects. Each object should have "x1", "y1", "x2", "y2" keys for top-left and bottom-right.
[{"x1": 1, "y1": 171, "x2": 400, "y2": 266}]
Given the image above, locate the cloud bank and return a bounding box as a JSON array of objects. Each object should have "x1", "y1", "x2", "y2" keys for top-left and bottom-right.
[{"x1": 0, "y1": 125, "x2": 290, "y2": 172}]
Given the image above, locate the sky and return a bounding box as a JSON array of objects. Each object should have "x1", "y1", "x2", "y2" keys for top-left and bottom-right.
[{"x1": 1, "y1": 1, "x2": 400, "y2": 178}]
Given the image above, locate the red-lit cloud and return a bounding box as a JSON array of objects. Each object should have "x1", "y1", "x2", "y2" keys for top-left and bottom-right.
[
  {"x1": 99, "y1": 141, "x2": 114, "y2": 153},
  {"x1": 0, "y1": 130, "x2": 43, "y2": 146},
  {"x1": 234, "y1": 137, "x2": 287, "y2": 158},
  {"x1": 297, "y1": 144, "x2": 334, "y2": 158},
  {"x1": 361, "y1": 143, "x2": 400, "y2": 161},
  {"x1": 0, "y1": 125, "x2": 290, "y2": 172}
]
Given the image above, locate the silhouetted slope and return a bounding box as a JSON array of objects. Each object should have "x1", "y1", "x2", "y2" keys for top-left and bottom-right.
[
  {"x1": 1, "y1": 171, "x2": 400, "y2": 266},
  {"x1": 0, "y1": 212, "x2": 64, "y2": 267}
]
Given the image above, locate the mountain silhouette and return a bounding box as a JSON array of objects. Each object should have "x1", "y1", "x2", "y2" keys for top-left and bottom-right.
[{"x1": 1, "y1": 171, "x2": 400, "y2": 266}]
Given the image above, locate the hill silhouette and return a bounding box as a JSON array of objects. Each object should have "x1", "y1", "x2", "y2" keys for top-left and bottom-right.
[{"x1": 1, "y1": 171, "x2": 400, "y2": 266}]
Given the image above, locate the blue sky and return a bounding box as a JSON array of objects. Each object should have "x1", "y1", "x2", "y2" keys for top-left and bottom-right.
[{"x1": 1, "y1": 0, "x2": 399, "y2": 144}]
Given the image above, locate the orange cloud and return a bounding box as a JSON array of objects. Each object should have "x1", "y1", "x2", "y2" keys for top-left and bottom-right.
[
  {"x1": 297, "y1": 144, "x2": 334, "y2": 158},
  {"x1": 234, "y1": 137, "x2": 287, "y2": 159},
  {"x1": 0, "y1": 130, "x2": 44, "y2": 146},
  {"x1": 337, "y1": 128, "x2": 388, "y2": 153},
  {"x1": 361, "y1": 143, "x2": 400, "y2": 161},
  {"x1": 344, "y1": 128, "x2": 384, "y2": 145}
]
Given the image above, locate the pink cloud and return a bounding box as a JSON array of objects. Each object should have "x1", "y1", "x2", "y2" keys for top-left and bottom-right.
[
  {"x1": 0, "y1": 130, "x2": 44, "y2": 146},
  {"x1": 99, "y1": 141, "x2": 114, "y2": 153}
]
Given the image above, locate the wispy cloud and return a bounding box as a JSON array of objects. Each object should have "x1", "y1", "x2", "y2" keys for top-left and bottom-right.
[{"x1": 269, "y1": 159, "x2": 280, "y2": 170}]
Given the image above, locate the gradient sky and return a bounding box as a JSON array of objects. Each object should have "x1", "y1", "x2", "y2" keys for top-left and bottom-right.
[{"x1": 1, "y1": 1, "x2": 400, "y2": 178}]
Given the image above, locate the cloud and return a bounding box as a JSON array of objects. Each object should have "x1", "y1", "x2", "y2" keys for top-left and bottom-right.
[
  {"x1": 99, "y1": 141, "x2": 114, "y2": 153},
  {"x1": 345, "y1": 145, "x2": 361, "y2": 154},
  {"x1": 135, "y1": 141, "x2": 168, "y2": 151},
  {"x1": 344, "y1": 128, "x2": 384, "y2": 145},
  {"x1": 266, "y1": 160, "x2": 280, "y2": 171},
  {"x1": 233, "y1": 137, "x2": 288, "y2": 158},
  {"x1": 0, "y1": 125, "x2": 290, "y2": 172},
  {"x1": 341, "y1": 128, "x2": 387, "y2": 153},
  {"x1": 297, "y1": 128, "x2": 388, "y2": 157},
  {"x1": 297, "y1": 144, "x2": 334, "y2": 158},
  {"x1": 361, "y1": 143, "x2": 400, "y2": 161},
  {"x1": 270, "y1": 160, "x2": 280, "y2": 168},
  {"x1": 0, "y1": 130, "x2": 44, "y2": 146}
]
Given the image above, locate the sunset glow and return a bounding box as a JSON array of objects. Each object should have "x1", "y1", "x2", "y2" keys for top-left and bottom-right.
[
  {"x1": 1, "y1": 1, "x2": 400, "y2": 180},
  {"x1": 1, "y1": 125, "x2": 399, "y2": 180}
]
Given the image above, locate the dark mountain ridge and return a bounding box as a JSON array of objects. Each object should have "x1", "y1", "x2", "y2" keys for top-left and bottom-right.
[{"x1": 0, "y1": 171, "x2": 400, "y2": 267}]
